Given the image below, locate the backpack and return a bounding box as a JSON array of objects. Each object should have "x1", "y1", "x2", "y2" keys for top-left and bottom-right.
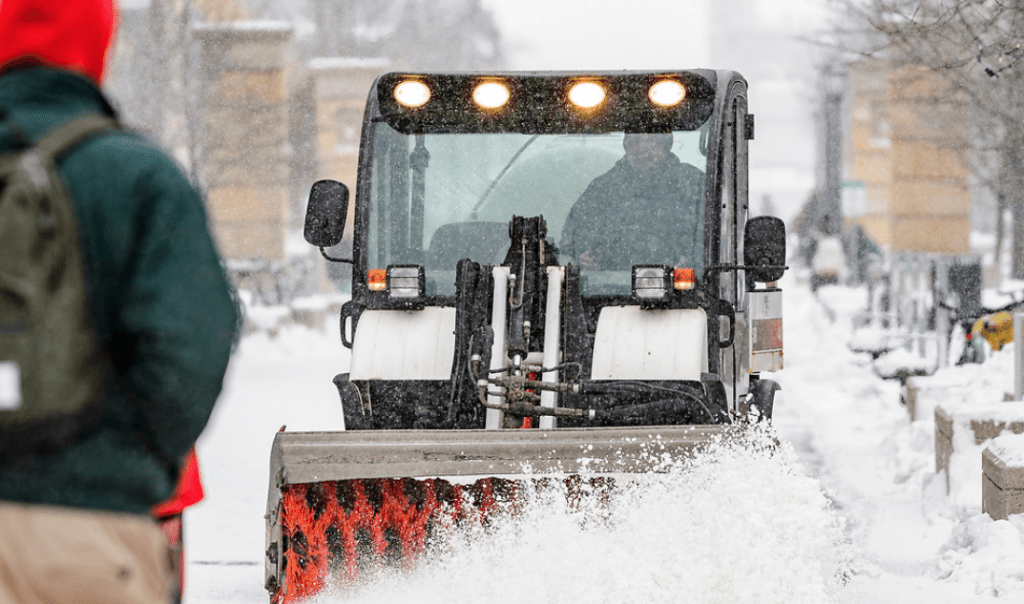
[{"x1": 0, "y1": 114, "x2": 117, "y2": 459}]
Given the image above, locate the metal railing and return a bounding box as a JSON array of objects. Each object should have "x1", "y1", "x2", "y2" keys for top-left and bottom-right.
[{"x1": 858, "y1": 252, "x2": 983, "y2": 371}]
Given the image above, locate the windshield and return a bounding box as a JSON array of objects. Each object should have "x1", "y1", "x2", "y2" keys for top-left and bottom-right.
[{"x1": 365, "y1": 123, "x2": 709, "y2": 296}]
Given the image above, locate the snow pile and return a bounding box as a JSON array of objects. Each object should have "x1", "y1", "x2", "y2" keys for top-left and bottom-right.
[
  {"x1": 909, "y1": 361, "x2": 1011, "y2": 424},
  {"x1": 886, "y1": 343, "x2": 1019, "y2": 512},
  {"x1": 872, "y1": 346, "x2": 936, "y2": 378},
  {"x1": 318, "y1": 428, "x2": 846, "y2": 604},
  {"x1": 846, "y1": 325, "x2": 890, "y2": 355},
  {"x1": 933, "y1": 514, "x2": 1024, "y2": 597}
]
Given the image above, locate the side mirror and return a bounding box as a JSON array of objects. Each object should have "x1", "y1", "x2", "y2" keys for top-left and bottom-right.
[
  {"x1": 303, "y1": 179, "x2": 349, "y2": 248},
  {"x1": 744, "y1": 216, "x2": 786, "y2": 283}
]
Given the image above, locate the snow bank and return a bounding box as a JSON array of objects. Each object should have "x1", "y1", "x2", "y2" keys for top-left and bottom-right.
[
  {"x1": 240, "y1": 291, "x2": 346, "y2": 335},
  {"x1": 933, "y1": 514, "x2": 1024, "y2": 597},
  {"x1": 833, "y1": 285, "x2": 1024, "y2": 597},
  {"x1": 908, "y1": 360, "x2": 1011, "y2": 425},
  {"x1": 872, "y1": 346, "x2": 936, "y2": 378}
]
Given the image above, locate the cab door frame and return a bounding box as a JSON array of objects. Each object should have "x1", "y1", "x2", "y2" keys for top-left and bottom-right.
[{"x1": 706, "y1": 76, "x2": 752, "y2": 414}]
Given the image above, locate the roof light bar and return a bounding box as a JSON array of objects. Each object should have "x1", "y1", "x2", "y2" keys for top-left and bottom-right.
[
  {"x1": 568, "y1": 81, "x2": 606, "y2": 109},
  {"x1": 649, "y1": 79, "x2": 687, "y2": 107},
  {"x1": 473, "y1": 81, "x2": 510, "y2": 109},
  {"x1": 394, "y1": 80, "x2": 431, "y2": 108}
]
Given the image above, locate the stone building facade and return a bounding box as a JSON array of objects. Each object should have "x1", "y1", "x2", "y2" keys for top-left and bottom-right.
[
  {"x1": 845, "y1": 61, "x2": 972, "y2": 254},
  {"x1": 193, "y1": 23, "x2": 294, "y2": 261},
  {"x1": 106, "y1": 3, "x2": 391, "y2": 303}
]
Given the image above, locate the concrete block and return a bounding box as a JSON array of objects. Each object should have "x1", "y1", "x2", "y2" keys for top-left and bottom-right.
[
  {"x1": 982, "y1": 434, "x2": 1024, "y2": 520},
  {"x1": 936, "y1": 405, "x2": 954, "y2": 485},
  {"x1": 936, "y1": 403, "x2": 1024, "y2": 494},
  {"x1": 902, "y1": 378, "x2": 918, "y2": 421}
]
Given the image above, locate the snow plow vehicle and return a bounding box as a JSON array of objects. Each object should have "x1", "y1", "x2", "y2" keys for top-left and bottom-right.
[{"x1": 265, "y1": 69, "x2": 787, "y2": 602}]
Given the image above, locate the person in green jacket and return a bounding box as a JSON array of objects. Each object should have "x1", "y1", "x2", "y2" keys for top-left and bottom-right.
[{"x1": 0, "y1": 1, "x2": 238, "y2": 602}]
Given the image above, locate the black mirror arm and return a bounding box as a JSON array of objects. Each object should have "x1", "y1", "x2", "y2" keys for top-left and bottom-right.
[
  {"x1": 701, "y1": 263, "x2": 789, "y2": 283},
  {"x1": 319, "y1": 247, "x2": 354, "y2": 264}
]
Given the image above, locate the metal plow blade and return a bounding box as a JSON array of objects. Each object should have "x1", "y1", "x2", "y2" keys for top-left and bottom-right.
[{"x1": 265, "y1": 425, "x2": 733, "y2": 602}]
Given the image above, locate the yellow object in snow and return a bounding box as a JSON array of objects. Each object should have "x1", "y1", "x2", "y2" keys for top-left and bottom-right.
[{"x1": 972, "y1": 311, "x2": 1015, "y2": 351}]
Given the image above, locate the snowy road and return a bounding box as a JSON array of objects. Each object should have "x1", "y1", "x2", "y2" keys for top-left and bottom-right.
[{"x1": 183, "y1": 274, "x2": 1020, "y2": 603}]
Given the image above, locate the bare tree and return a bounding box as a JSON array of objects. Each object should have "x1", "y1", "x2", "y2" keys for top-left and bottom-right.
[{"x1": 832, "y1": 0, "x2": 1024, "y2": 276}]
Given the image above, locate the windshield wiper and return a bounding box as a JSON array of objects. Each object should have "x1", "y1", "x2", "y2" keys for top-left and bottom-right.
[{"x1": 469, "y1": 134, "x2": 540, "y2": 219}]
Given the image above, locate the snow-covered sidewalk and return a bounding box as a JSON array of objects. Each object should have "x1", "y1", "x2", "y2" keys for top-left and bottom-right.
[{"x1": 778, "y1": 281, "x2": 1024, "y2": 601}]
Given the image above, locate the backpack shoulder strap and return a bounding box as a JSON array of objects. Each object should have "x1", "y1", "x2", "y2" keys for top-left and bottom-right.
[{"x1": 31, "y1": 115, "x2": 119, "y2": 162}]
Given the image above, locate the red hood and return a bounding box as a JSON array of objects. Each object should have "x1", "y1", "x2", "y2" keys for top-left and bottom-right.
[{"x1": 0, "y1": 0, "x2": 118, "y2": 84}]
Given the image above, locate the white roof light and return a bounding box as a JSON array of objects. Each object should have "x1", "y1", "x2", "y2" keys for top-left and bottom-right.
[
  {"x1": 649, "y1": 80, "x2": 687, "y2": 107},
  {"x1": 394, "y1": 80, "x2": 431, "y2": 108},
  {"x1": 473, "y1": 81, "x2": 511, "y2": 109},
  {"x1": 568, "y1": 81, "x2": 606, "y2": 109}
]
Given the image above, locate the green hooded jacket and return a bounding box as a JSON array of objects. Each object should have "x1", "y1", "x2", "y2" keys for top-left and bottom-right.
[{"x1": 0, "y1": 66, "x2": 239, "y2": 515}]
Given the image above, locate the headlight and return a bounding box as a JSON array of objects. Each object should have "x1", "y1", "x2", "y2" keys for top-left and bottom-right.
[
  {"x1": 387, "y1": 265, "x2": 425, "y2": 299},
  {"x1": 632, "y1": 265, "x2": 671, "y2": 299},
  {"x1": 473, "y1": 81, "x2": 510, "y2": 109},
  {"x1": 649, "y1": 79, "x2": 686, "y2": 107},
  {"x1": 394, "y1": 80, "x2": 431, "y2": 108},
  {"x1": 568, "y1": 81, "x2": 606, "y2": 109}
]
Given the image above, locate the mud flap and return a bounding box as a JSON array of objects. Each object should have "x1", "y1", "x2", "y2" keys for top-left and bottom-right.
[{"x1": 748, "y1": 378, "x2": 780, "y2": 421}]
